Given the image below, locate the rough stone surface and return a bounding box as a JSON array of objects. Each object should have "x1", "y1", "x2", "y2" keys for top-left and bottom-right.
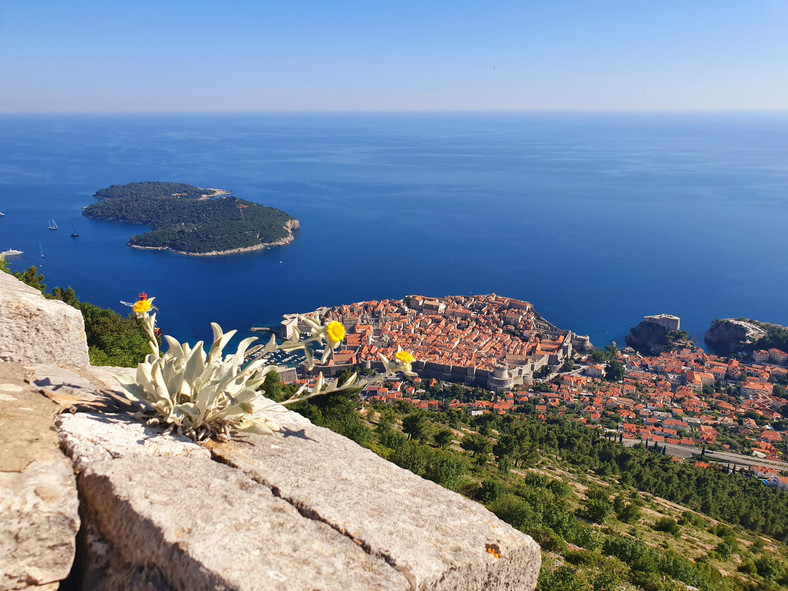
[
  {"x1": 58, "y1": 412, "x2": 211, "y2": 472},
  {"x1": 23, "y1": 362, "x2": 209, "y2": 473},
  {"x1": 0, "y1": 272, "x2": 89, "y2": 367},
  {"x1": 704, "y1": 318, "x2": 768, "y2": 352},
  {"x1": 77, "y1": 456, "x2": 410, "y2": 591},
  {"x1": 81, "y1": 365, "x2": 136, "y2": 392},
  {"x1": 0, "y1": 363, "x2": 80, "y2": 590},
  {"x1": 210, "y1": 414, "x2": 541, "y2": 591},
  {"x1": 28, "y1": 364, "x2": 106, "y2": 409}
]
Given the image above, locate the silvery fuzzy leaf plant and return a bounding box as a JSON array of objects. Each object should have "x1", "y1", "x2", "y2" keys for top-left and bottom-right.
[{"x1": 117, "y1": 294, "x2": 413, "y2": 442}]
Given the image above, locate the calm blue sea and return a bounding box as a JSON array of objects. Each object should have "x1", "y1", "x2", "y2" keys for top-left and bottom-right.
[{"x1": 1, "y1": 112, "x2": 787, "y2": 350}]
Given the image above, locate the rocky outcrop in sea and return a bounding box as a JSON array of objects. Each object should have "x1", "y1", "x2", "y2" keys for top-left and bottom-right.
[{"x1": 704, "y1": 318, "x2": 767, "y2": 353}]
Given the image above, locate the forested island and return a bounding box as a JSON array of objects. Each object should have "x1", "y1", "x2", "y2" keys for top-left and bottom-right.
[{"x1": 83, "y1": 182, "x2": 299, "y2": 255}]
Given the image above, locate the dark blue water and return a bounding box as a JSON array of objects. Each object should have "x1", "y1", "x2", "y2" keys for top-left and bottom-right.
[{"x1": 1, "y1": 113, "x2": 786, "y2": 349}]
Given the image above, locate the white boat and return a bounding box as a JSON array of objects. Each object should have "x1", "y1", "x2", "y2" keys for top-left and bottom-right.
[
  {"x1": 0, "y1": 249, "x2": 22, "y2": 256},
  {"x1": 48, "y1": 218, "x2": 58, "y2": 230},
  {"x1": 0, "y1": 212, "x2": 5, "y2": 217}
]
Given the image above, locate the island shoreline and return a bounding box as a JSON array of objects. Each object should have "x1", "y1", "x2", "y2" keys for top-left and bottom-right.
[
  {"x1": 86, "y1": 182, "x2": 299, "y2": 257},
  {"x1": 129, "y1": 218, "x2": 300, "y2": 257}
]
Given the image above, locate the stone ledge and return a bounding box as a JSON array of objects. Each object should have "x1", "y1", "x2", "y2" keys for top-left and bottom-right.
[
  {"x1": 209, "y1": 421, "x2": 541, "y2": 591},
  {"x1": 58, "y1": 412, "x2": 211, "y2": 473},
  {"x1": 77, "y1": 456, "x2": 410, "y2": 591},
  {"x1": 0, "y1": 363, "x2": 80, "y2": 591}
]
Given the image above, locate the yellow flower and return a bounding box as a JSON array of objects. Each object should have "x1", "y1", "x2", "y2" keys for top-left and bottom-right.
[
  {"x1": 128, "y1": 293, "x2": 156, "y2": 318},
  {"x1": 395, "y1": 348, "x2": 415, "y2": 373},
  {"x1": 132, "y1": 299, "x2": 152, "y2": 315},
  {"x1": 395, "y1": 350, "x2": 414, "y2": 365},
  {"x1": 325, "y1": 321, "x2": 346, "y2": 346}
]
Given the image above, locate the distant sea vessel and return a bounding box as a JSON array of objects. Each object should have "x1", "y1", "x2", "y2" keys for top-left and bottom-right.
[
  {"x1": 1, "y1": 249, "x2": 22, "y2": 256},
  {"x1": 48, "y1": 218, "x2": 58, "y2": 230},
  {"x1": 39, "y1": 243, "x2": 45, "y2": 258},
  {"x1": 0, "y1": 212, "x2": 5, "y2": 216},
  {"x1": 71, "y1": 225, "x2": 79, "y2": 237}
]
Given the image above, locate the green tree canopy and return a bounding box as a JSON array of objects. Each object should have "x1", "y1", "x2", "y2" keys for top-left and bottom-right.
[{"x1": 605, "y1": 360, "x2": 625, "y2": 382}]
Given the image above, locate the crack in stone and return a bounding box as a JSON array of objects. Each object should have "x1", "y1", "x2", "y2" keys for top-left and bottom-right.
[{"x1": 207, "y1": 448, "x2": 418, "y2": 590}]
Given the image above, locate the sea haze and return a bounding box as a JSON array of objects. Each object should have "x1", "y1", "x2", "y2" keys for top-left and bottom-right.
[{"x1": 0, "y1": 112, "x2": 786, "y2": 349}]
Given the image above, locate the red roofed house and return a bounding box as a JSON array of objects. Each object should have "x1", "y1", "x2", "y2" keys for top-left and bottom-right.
[{"x1": 769, "y1": 348, "x2": 788, "y2": 364}]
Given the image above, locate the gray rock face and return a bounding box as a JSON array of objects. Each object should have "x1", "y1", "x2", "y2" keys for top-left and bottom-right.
[
  {"x1": 626, "y1": 320, "x2": 668, "y2": 354},
  {"x1": 705, "y1": 318, "x2": 767, "y2": 352},
  {"x1": 0, "y1": 363, "x2": 80, "y2": 590},
  {"x1": 77, "y1": 456, "x2": 410, "y2": 591},
  {"x1": 209, "y1": 417, "x2": 541, "y2": 591},
  {"x1": 57, "y1": 412, "x2": 211, "y2": 472},
  {"x1": 0, "y1": 272, "x2": 89, "y2": 367}
]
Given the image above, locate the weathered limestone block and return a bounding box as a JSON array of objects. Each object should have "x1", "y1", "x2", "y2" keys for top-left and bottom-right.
[
  {"x1": 42, "y1": 363, "x2": 210, "y2": 471},
  {"x1": 210, "y1": 409, "x2": 541, "y2": 591},
  {"x1": 28, "y1": 364, "x2": 110, "y2": 410},
  {"x1": 77, "y1": 456, "x2": 410, "y2": 591},
  {"x1": 81, "y1": 365, "x2": 135, "y2": 392},
  {"x1": 0, "y1": 363, "x2": 80, "y2": 590},
  {"x1": 57, "y1": 412, "x2": 211, "y2": 472},
  {"x1": 0, "y1": 272, "x2": 89, "y2": 367}
]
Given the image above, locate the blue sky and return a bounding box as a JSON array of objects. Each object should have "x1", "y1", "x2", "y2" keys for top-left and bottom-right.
[{"x1": 1, "y1": 0, "x2": 786, "y2": 112}]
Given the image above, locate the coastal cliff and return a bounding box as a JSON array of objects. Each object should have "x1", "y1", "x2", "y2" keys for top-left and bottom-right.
[
  {"x1": 704, "y1": 319, "x2": 765, "y2": 353},
  {"x1": 0, "y1": 272, "x2": 540, "y2": 591},
  {"x1": 704, "y1": 317, "x2": 788, "y2": 355},
  {"x1": 625, "y1": 316, "x2": 694, "y2": 354}
]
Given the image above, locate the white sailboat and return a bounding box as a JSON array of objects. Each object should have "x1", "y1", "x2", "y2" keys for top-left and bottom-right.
[
  {"x1": 48, "y1": 218, "x2": 58, "y2": 230},
  {"x1": 39, "y1": 243, "x2": 45, "y2": 258}
]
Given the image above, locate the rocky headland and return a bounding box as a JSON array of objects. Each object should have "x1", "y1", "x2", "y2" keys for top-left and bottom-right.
[
  {"x1": 704, "y1": 318, "x2": 772, "y2": 353},
  {"x1": 625, "y1": 315, "x2": 695, "y2": 355}
]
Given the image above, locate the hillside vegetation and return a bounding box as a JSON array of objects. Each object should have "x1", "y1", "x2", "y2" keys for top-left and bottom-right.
[
  {"x1": 271, "y1": 371, "x2": 788, "y2": 591},
  {"x1": 94, "y1": 181, "x2": 210, "y2": 200},
  {"x1": 741, "y1": 321, "x2": 788, "y2": 354}
]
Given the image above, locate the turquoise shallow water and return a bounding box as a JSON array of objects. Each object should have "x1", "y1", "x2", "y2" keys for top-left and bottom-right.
[{"x1": 1, "y1": 112, "x2": 786, "y2": 348}]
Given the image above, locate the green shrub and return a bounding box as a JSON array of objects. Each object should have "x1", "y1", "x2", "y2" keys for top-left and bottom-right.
[
  {"x1": 653, "y1": 517, "x2": 681, "y2": 537},
  {"x1": 529, "y1": 525, "x2": 568, "y2": 553},
  {"x1": 580, "y1": 498, "x2": 613, "y2": 523},
  {"x1": 489, "y1": 494, "x2": 538, "y2": 532},
  {"x1": 477, "y1": 478, "x2": 504, "y2": 504},
  {"x1": 536, "y1": 565, "x2": 591, "y2": 591}
]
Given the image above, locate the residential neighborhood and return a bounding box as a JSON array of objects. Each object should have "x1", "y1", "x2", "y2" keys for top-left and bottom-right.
[{"x1": 282, "y1": 294, "x2": 788, "y2": 478}]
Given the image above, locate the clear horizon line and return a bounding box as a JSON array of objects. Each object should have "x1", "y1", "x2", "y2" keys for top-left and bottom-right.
[{"x1": 1, "y1": 108, "x2": 788, "y2": 116}]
